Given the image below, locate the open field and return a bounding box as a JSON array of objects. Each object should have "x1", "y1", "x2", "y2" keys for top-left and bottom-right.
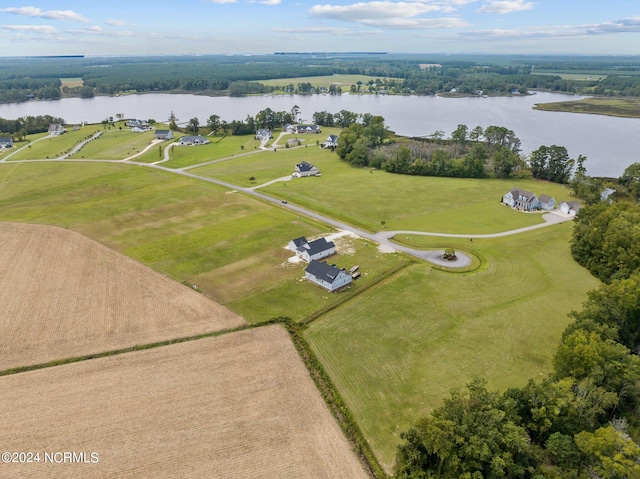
[
  {"x1": 162, "y1": 134, "x2": 262, "y2": 169},
  {"x1": 7, "y1": 127, "x2": 101, "y2": 160},
  {"x1": 258, "y1": 74, "x2": 402, "y2": 90},
  {"x1": 0, "y1": 222, "x2": 245, "y2": 370},
  {"x1": 531, "y1": 71, "x2": 608, "y2": 81},
  {"x1": 305, "y1": 224, "x2": 600, "y2": 470},
  {"x1": 0, "y1": 325, "x2": 369, "y2": 479},
  {"x1": 258, "y1": 156, "x2": 574, "y2": 233},
  {"x1": 60, "y1": 77, "x2": 84, "y2": 88},
  {"x1": 534, "y1": 96, "x2": 640, "y2": 118},
  {"x1": 0, "y1": 162, "x2": 401, "y2": 323},
  {"x1": 68, "y1": 128, "x2": 157, "y2": 159}
]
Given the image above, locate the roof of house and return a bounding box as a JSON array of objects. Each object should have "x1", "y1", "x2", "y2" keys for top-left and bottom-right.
[
  {"x1": 290, "y1": 236, "x2": 308, "y2": 248},
  {"x1": 538, "y1": 194, "x2": 554, "y2": 204},
  {"x1": 180, "y1": 135, "x2": 208, "y2": 142},
  {"x1": 155, "y1": 130, "x2": 171, "y2": 135},
  {"x1": 509, "y1": 188, "x2": 537, "y2": 203},
  {"x1": 327, "y1": 135, "x2": 339, "y2": 141},
  {"x1": 0, "y1": 137, "x2": 13, "y2": 143},
  {"x1": 296, "y1": 161, "x2": 317, "y2": 172},
  {"x1": 301, "y1": 238, "x2": 335, "y2": 256},
  {"x1": 305, "y1": 260, "x2": 345, "y2": 284},
  {"x1": 566, "y1": 200, "x2": 581, "y2": 210}
]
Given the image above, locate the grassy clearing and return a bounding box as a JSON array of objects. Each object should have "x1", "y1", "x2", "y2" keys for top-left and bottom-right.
[
  {"x1": 534, "y1": 97, "x2": 640, "y2": 118},
  {"x1": 531, "y1": 71, "x2": 608, "y2": 81},
  {"x1": 305, "y1": 224, "x2": 600, "y2": 471},
  {"x1": 68, "y1": 128, "x2": 157, "y2": 159},
  {"x1": 7, "y1": 127, "x2": 101, "y2": 160},
  {"x1": 60, "y1": 77, "x2": 84, "y2": 88},
  {"x1": 162, "y1": 134, "x2": 262, "y2": 169},
  {"x1": 259, "y1": 74, "x2": 403, "y2": 90},
  {"x1": 0, "y1": 162, "x2": 404, "y2": 323}
]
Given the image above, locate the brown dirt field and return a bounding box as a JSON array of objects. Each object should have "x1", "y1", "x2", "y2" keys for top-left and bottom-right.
[
  {"x1": 0, "y1": 222, "x2": 246, "y2": 370},
  {"x1": 0, "y1": 325, "x2": 369, "y2": 479}
]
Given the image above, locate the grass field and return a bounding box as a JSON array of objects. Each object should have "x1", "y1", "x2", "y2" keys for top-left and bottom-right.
[
  {"x1": 162, "y1": 134, "x2": 262, "y2": 169},
  {"x1": 534, "y1": 97, "x2": 640, "y2": 118},
  {"x1": 60, "y1": 77, "x2": 84, "y2": 88},
  {"x1": 259, "y1": 74, "x2": 403, "y2": 90},
  {"x1": 0, "y1": 222, "x2": 245, "y2": 370},
  {"x1": 305, "y1": 224, "x2": 601, "y2": 470},
  {"x1": 68, "y1": 128, "x2": 157, "y2": 159},
  {"x1": 531, "y1": 71, "x2": 608, "y2": 81},
  {"x1": 0, "y1": 325, "x2": 369, "y2": 479},
  {"x1": 0, "y1": 162, "x2": 406, "y2": 323},
  {"x1": 7, "y1": 127, "x2": 102, "y2": 160}
]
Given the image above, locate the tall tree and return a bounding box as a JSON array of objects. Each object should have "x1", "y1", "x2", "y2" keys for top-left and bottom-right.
[
  {"x1": 186, "y1": 117, "x2": 200, "y2": 134},
  {"x1": 206, "y1": 114, "x2": 221, "y2": 134}
]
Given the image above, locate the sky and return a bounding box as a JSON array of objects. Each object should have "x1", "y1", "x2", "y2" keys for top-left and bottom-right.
[{"x1": 0, "y1": 1, "x2": 639, "y2": 56}]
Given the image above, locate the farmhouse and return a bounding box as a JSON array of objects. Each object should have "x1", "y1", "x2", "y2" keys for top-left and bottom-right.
[
  {"x1": 288, "y1": 236, "x2": 335, "y2": 262},
  {"x1": 0, "y1": 137, "x2": 13, "y2": 148},
  {"x1": 154, "y1": 130, "x2": 173, "y2": 140},
  {"x1": 179, "y1": 135, "x2": 210, "y2": 146},
  {"x1": 559, "y1": 201, "x2": 582, "y2": 216},
  {"x1": 48, "y1": 123, "x2": 66, "y2": 136},
  {"x1": 323, "y1": 135, "x2": 339, "y2": 149},
  {"x1": 294, "y1": 161, "x2": 320, "y2": 177},
  {"x1": 305, "y1": 260, "x2": 352, "y2": 292}
]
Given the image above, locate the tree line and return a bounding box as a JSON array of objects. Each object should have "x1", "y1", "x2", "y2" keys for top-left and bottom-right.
[
  {"x1": 0, "y1": 115, "x2": 65, "y2": 139},
  {"x1": 396, "y1": 200, "x2": 640, "y2": 478}
]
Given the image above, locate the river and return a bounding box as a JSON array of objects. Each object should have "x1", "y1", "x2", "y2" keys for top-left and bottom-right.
[{"x1": 1, "y1": 92, "x2": 638, "y2": 177}]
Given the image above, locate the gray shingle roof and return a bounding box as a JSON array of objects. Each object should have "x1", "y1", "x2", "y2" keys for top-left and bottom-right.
[{"x1": 305, "y1": 260, "x2": 343, "y2": 283}]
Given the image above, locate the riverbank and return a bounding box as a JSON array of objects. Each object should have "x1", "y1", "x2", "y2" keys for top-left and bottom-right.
[{"x1": 533, "y1": 96, "x2": 640, "y2": 118}]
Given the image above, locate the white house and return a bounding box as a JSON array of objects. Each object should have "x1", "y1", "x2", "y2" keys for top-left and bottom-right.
[
  {"x1": 255, "y1": 129, "x2": 272, "y2": 141},
  {"x1": 179, "y1": 135, "x2": 210, "y2": 146},
  {"x1": 48, "y1": 123, "x2": 66, "y2": 136},
  {"x1": 0, "y1": 137, "x2": 14, "y2": 149},
  {"x1": 288, "y1": 236, "x2": 335, "y2": 262},
  {"x1": 132, "y1": 126, "x2": 150, "y2": 133},
  {"x1": 305, "y1": 260, "x2": 352, "y2": 292},
  {"x1": 154, "y1": 130, "x2": 173, "y2": 140},
  {"x1": 295, "y1": 125, "x2": 321, "y2": 134},
  {"x1": 502, "y1": 188, "x2": 539, "y2": 211},
  {"x1": 559, "y1": 201, "x2": 582, "y2": 216},
  {"x1": 323, "y1": 135, "x2": 339, "y2": 149},
  {"x1": 126, "y1": 119, "x2": 149, "y2": 128},
  {"x1": 294, "y1": 161, "x2": 320, "y2": 177},
  {"x1": 538, "y1": 194, "x2": 556, "y2": 211}
]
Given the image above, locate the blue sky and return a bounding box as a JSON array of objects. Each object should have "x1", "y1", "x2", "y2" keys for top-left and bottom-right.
[{"x1": 0, "y1": 1, "x2": 639, "y2": 56}]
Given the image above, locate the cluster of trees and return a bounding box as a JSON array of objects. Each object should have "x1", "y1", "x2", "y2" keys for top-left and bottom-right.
[
  {"x1": 0, "y1": 115, "x2": 65, "y2": 139},
  {"x1": 396, "y1": 218, "x2": 640, "y2": 476},
  {"x1": 0, "y1": 77, "x2": 61, "y2": 103}
]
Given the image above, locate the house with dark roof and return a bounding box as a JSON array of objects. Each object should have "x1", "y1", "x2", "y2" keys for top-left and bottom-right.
[
  {"x1": 305, "y1": 260, "x2": 352, "y2": 291},
  {"x1": 295, "y1": 125, "x2": 321, "y2": 134},
  {"x1": 0, "y1": 137, "x2": 14, "y2": 149},
  {"x1": 154, "y1": 130, "x2": 173, "y2": 140},
  {"x1": 323, "y1": 135, "x2": 339, "y2": 149},
  {"x1": 294, "y1": 161, "x2": 320, "y2": 177},
  {"x1": 538, "y1": 194, "x2": 556, "y2": 211},
  {"x1": 288, "y1": 236, "x2": 335, "y2": 262},
  {"x1": 126, "y1": 119, "x2": 149, "y2": 128},
  {"x1": 502, "y1": 188, "x2": 539, "y2": 211},
  {"x1": 255, "y1": 129, "x2": 272, "y2": 141},
  {"x1": 179, "y1": 135, "x2": 210, "y2": 146}
]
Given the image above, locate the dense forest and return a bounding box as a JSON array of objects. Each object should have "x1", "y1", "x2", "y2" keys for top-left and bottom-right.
[{"x1": 2, "y1": 54, "x2": 640, "y2": 104}]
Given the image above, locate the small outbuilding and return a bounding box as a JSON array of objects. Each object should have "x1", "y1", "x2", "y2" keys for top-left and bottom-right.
[
  {"x1": 305, "y1": 260, "x2": 352, "y2": 292},
  {"x1": 559, "y1": 201, "x2": 582, "y2": 216}
]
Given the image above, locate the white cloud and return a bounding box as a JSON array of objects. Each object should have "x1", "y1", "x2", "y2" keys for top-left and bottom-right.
[
  {"x1": 0, "y1": 24, "x2": 58, "y2": 34},
  {"x1": 0, "y1": 6, "x2": 89, "y2": 22},
  {"x1": 586, "y1": 16, "x2": 640, "y2": 34},
  {"x1": 259, "y1": 0, "x2": 282, "y2": 4},
  {"x1": 272, "y1": 26, "x2": 383, "y2": 35},
  {"x1": 476, "y1": 0, "x2": 534, "y2": 14},
  {"x1": 105, "y1": 19, "x2": 127, "y2": 26}
]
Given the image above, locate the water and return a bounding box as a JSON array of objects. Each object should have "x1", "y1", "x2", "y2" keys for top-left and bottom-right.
[{"x1": 1, "y1": 92, "x2": 638, "y2": 177}]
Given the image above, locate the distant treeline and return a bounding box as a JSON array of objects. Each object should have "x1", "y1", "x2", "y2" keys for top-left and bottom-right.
[
  {"x1": 0, "y1": 115, "x2": 65, "y2": 137},
  {"x1": 3, "y1": 55, "x2": 640, "y2": 104}
]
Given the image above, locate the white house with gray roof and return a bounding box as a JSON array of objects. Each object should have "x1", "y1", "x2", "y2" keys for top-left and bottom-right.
[
  {"x1": 288, "y1": 236, "x2": 335, "y2": 262},
  {"x1": 179, "y1": 135, "x2": 210, "y2": 146},
  {"x1": 305, "y1": 260, "x2": 352, "y2": 291},
  {"x1": 294, "y1": 161, "x2": 320, "y2": 177}
]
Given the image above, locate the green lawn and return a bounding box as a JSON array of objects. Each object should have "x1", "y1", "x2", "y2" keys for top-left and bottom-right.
[
  {"x1": 162, "y1": 135, "x2": 262, "y2": 169},
  {"x1": 534, "y1": 97, "x2": 640, "y2": 118},
  {"x1": 305, "y1": 225, "x2": 600, "y2": 471},
  {"x1": 7, "y1": 127, "x2": 102, "y2": 160},
  {"x1": 67, "y1": 128, "x2": 157, "y2": 159},
  {"x1": 259, "y1": 74, "x2": 403, "y2": 90}
]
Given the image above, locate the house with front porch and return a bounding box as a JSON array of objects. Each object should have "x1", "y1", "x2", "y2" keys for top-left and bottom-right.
[
  {"x1": 502, "y1": 188, "x2": 539, "y2": 211},
  {"x1": 179, "y1": 135, "x2": 210, "y2": 146}
]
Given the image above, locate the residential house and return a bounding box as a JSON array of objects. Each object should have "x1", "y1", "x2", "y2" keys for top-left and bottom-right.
[
  {"x1": 294, "y1": 161, "x2": 320, "y2": 177},
  {"x1": 0, "y1": 137, "x2": 14, "y2": 149},
  {"x1": 179, "y1": 135, "x2": 210, "y2": 146},
  {"x1": 48, "y1": 123, "x2": 66, "y2": 136},
  {"x1": 559, "y1": 201, "x2": 582, "y2": 216},
  {"x1": 538, "y1": 194, "x2": 556, "y2": 211},
  {"x1": 288, "y1": 236, "x2": 335, "y2": 262},
  {"x1": 295, "y1": 124, "x2": 321, "y2": 134},
  {"x1": 131, "y1": 126, "x2": 149, "y2": 133},
  {"x1": 255, "y1": 129, "x2": 272, "y2": 141},
  {"x1": 126, "y1": 119, "x2": 149, "y2": 128},
  {"x1": 283, "y1": 123, "x2": 296, "y2": 134},
  {"x1": 502, "y1": 188, "x2": 539, "y2": 211},
  {"x1": 305, "y1": 260, "x2": 352, "y2": 292},
  {"x1": 154, "y1": 130, "x2": 173, "y2": 140},
  {"x1": 323, "y1": 135, "x2": 339, "y2": 149}
]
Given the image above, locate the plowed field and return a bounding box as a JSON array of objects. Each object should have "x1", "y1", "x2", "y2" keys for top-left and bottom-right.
[
  {"x1": 0, "y1": 325, "x2": 368, "y2": 479},
  {"x1": 0, "y1": 222, "x2": 245, "y2": 370}
]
